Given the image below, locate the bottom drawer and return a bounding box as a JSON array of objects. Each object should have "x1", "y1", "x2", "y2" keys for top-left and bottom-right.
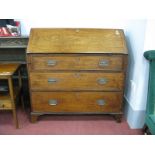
[{"x1": 31, "y1": 92, "x2": 123, "y2": 113}]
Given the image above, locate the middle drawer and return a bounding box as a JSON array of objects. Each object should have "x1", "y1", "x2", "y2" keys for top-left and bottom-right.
[{"x1": 29, "y1": 72, "x2": 124, "y2": 91}]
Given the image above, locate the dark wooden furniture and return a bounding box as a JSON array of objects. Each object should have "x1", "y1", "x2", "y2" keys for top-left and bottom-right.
[
  {"x1": 0, "y1": 64, "x2": 22, "y2": 128},
  {"x1": 27, "y1": 28, "x2": 128, "y2": 123},
  {"x1": 0, "y1": 36, "x2": 29, "y2": 106}
]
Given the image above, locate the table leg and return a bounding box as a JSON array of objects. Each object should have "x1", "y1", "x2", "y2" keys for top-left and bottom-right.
[{"x1": 8, "y1": 77, "x2": 19, "y2": 129}]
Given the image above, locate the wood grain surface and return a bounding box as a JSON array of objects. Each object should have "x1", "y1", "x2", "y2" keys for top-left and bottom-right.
[
  {"x1": 31, "y1": 92, "x2": 123, "y2": 112},
  {"x1": 29, "y1": 72, "x2": 124, "y2": 91},
  {"x1": 29, "y1": 54, "x2": 123, "y2": 71},
  {"x1": 27, "y1": 28, "x2": 128, "y2": 54}
]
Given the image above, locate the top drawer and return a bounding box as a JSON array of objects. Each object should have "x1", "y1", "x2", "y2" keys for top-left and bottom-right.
[{"x1": 28, "y1": 54, "x2": 123, "y2": 71}]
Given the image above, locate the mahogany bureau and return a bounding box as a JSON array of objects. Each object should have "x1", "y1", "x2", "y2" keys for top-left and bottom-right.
[{"x1": 26, "y1": 28, "x2": 128, "y2": 123}]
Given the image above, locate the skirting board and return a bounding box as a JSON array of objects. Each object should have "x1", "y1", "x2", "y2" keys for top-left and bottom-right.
[{"x1": 124, "y1": 98, "x2": 146, "y2": 129}]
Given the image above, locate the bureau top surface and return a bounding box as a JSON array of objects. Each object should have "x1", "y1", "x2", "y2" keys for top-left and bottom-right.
[{"x1": 27, "y1": 28, "x2": 128, "y2": 54}]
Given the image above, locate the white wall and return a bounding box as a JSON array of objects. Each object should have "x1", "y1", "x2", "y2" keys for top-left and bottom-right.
[
  {"x1": 19, "y1": 19, "x2": 151, "y2": 128},
  {"x1": 124, "y1": 20, "x2": 148, "y2": 110},
  {"x1": 20, "y1": 19, "x2": 131, "y2": 36},
  {"x1": 123, "y1": 20, "x2": 149, "y2": 128},
  {"x1": 144, "y1": 20, "x2": 155, "y2": 50}
]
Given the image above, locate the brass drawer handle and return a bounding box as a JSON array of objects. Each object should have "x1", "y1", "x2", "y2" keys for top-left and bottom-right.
[
  {"x1": 97, "y1": 78, "x2": 108, "y2": 85},
  {"x1": 47, "y1": 60, "x2": 57, "y2": 66},
  {"x1": 99, "y1": 60, "x2": 109, "y2": 67},
  {"x1": 48, "y1": 78, "x2": 57, "y2": 84},
  {"x1": 97, "y1": 99, "x2": 106, "y2": 106},
  {"x1": 48, "y1": 99, "x2": 58, "y2": 106}
]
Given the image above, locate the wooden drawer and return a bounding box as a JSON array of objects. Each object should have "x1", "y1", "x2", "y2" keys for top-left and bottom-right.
[
  {"x1": 29, "y1": 72, "x2": 124, "y2": 91},
  {"x1": 29, "y1": 54, "x2": 123, "y2": 71},
  {"x1": 31, "y1": 92, "x2": 123, "y2": 113},
  {"x1": 0, "y1": 100, "x2": 12, "y2": 110}
]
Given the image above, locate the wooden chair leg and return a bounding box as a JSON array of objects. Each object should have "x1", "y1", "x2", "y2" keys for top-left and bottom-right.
[
  {"x1": 18, "y1": 69, "x2": 25, "y2": 111},
  {"x1": 20, "y1": 92, "x2": 25, "y2": 111},
  {"x1": 8, "y1": 77, "x2": 19, "y2": 129},
  {"x1": 12, "y1": 108, "x2": 19, "y2": 129}
]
